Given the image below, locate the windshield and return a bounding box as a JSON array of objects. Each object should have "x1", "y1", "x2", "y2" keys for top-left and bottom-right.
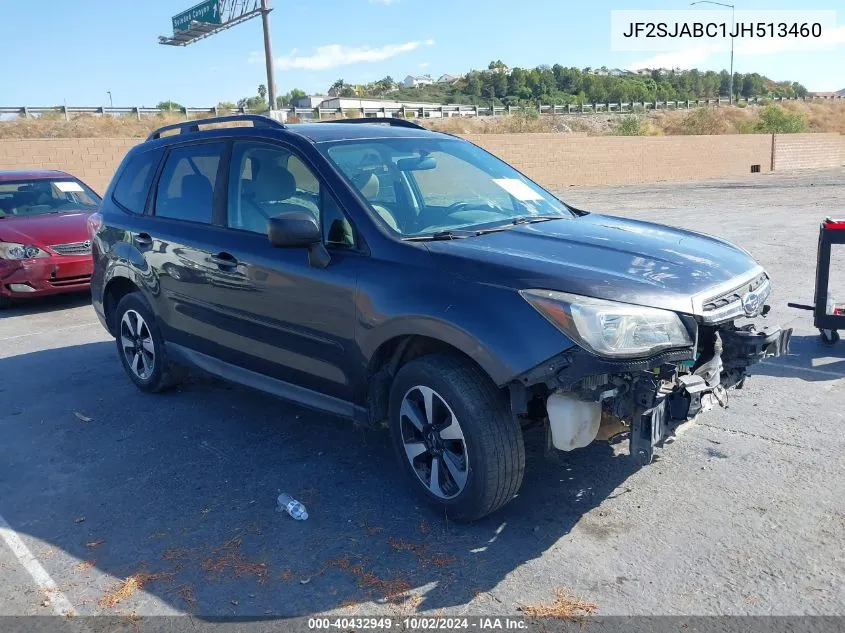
[
  {"x1": 320, "y1": 137, "x2": 573, "y2": 237},
  {"x1": 0, "y1": 179, "x2": 101, "y2": 218}
]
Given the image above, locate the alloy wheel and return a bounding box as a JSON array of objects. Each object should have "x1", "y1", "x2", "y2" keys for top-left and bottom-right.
[
  {"x1": 120, "y1": 309, "x2": 155, "y2": 380},
  {"x1": 399, "y1": 385, "x2": 469, "y2": 499}
]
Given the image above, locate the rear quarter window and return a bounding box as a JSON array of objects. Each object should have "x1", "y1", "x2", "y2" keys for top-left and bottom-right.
[{"x1": 112, "y1": 147, "x2": 164, "y2": 214}]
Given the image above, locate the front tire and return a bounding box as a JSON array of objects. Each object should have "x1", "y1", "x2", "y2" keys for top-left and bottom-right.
[
  {"x1": 388, "y1": 354, "x2": 525, "y2": 522},
  {"x1": 113, "y1": 292, "x2": 184, "y2": 393}
]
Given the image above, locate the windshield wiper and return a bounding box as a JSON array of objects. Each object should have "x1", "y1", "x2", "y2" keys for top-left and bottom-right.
[
  {"x1": 475, "y1": 215, "x2": 562, "y2": 235},
  {"x1": 402, "y1": 229, "x2": 474, "y2": 242}
]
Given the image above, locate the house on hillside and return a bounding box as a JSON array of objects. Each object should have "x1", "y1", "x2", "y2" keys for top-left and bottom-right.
[
  {"x1": 437, "y1": 74, "x2": 459, "y2": 84},
  {"x1": 292, "y1": 95, "x2": 328, "y2": 108},
  {"x1": 403, "y1": 74, "x2": 434, "y2": 88},
  {"x1": 812, "y1": 91, "x2": 840, "y2": 99}
]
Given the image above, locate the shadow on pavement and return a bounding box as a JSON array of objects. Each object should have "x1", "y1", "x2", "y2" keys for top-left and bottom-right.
[
  {"x1": 0, "y1": 341, "x2": 636, "y2": 618},
  {"x1": 751, "y1": 334, "x2": 845, "y2": 382},
  {"x1": 0, "y1": 291, "x2": 91, "y2": 318}
]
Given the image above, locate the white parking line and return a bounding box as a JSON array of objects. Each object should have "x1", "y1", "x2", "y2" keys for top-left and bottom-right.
[
  {"x1": 0, "y1": 513, "x2": 76, "y2": 616},
  {"x1": 0, "y1": 322, "x2": 99, "y2": 343},
  {"x1": 761, "y1": 360, "x2": 845, "y2": 379}
]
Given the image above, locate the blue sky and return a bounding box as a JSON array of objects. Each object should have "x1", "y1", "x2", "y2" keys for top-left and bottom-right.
[{"x1": 0, "y1": 0, "x2": 842, "y2": 106}]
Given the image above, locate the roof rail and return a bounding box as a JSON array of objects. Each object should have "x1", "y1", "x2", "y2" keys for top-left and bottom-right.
[
  {"x1": 146, "y1": 114, "x2": 285, "y2": 141},
  {"x1": 326, "y1": 117, "x2": 426, "y2": 130}
]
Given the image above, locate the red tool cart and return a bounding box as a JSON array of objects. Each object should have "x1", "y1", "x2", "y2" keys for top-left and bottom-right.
[{"x1": 789, "y1": 218, "x2": 845, "y2": 344}]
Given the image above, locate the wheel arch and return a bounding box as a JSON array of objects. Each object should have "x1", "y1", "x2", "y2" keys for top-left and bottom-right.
[
  {"x1": 363, "y1": 326, "x2": 511, "y2": 426},
  {"x1": 102, "y1": 274, "x2": 141, "y2": 335}
]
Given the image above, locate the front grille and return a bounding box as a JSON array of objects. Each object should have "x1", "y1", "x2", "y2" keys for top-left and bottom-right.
[
  {"x1": 700, "y1": 273, "x2": 770, "y2": 323},
  {"x1": 48, "y1": 274, "x2": 91, "y2": 288},
  {"x1": 51, "y1": 241, "x2": 91, "y2": 256}
]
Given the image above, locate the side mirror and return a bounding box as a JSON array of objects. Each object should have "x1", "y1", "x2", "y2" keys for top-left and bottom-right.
[
  {"x1": 267, "y1": 211, "x2": 330, "y2": 268},
  {"x1": 268, "y1": 211, "x2": 320, "y2": 248}
]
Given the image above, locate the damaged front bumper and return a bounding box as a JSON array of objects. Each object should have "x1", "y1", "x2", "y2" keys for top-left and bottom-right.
[{"x1": 515, "y1": 319, "x2": 793, "y2": 465}]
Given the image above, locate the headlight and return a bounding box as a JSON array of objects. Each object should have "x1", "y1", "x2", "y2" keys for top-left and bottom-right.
[
  {"x1": 520, "y1": 289, "x2": 693, "y2": 358},
  {"x1": 0, "y1": 242, "x2": 51, "y2": 260}
]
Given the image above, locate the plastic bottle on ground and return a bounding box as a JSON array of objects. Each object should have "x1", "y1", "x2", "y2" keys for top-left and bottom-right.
[{"x1": 277, "y1": 493, "x2": 308, "y2": 520}]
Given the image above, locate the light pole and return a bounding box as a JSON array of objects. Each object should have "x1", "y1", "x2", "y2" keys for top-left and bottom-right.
[
  {"x1": 260, "y1": 0, "x2": 277, "y2": 110},
  {"x1": 691, "y1": 1, "x2": 735, "y2": 105},
  {"x1": 107, "y1": 91, "x2": 113, "y2": 109}
]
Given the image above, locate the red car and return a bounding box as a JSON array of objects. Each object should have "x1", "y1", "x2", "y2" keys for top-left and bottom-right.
[{"x1": 0, "y1": 170, "x2": 102, "y2": 308}]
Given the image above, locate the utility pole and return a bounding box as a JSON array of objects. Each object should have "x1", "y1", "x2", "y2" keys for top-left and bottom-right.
[
  {"x1": 107, "y1": 91, "x2": 113, "y2": 109},
  {"x1": 260, "y1": 0, "x2": 277, "y2": 110},
  {"x1": 691, "y1": 1, "x2": 735, "y2": 104}
]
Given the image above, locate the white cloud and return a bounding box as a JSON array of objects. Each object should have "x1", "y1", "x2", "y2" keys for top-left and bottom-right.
[
  {"x1": 627, "y1": 45, "x2": 720, "y2": 71},
  {"x1": 260, "y1": 40, "x2": 434, "y2": 71}
]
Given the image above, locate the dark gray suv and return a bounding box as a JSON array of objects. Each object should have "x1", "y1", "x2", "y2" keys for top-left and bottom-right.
[{"x1": 90, "y1": 115, "x2": 791, "y2": 521}]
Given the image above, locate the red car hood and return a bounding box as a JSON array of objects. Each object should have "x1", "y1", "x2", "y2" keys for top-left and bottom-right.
[{"x1": 0, "y1": 212, "x2": 92, "y2": 248}]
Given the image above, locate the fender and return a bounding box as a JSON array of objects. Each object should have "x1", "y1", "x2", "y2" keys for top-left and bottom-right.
[{"x1": 356, "y1": 275, "x2": 576, "y2": 390}]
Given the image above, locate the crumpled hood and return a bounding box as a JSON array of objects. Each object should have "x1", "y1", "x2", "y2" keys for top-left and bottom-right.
[
  {"x1": 425, "y1": 214, "x2": 763, "y2": 314},
  {"x1": 0, "y1": 212, "x2": 91, "y2": 248}
]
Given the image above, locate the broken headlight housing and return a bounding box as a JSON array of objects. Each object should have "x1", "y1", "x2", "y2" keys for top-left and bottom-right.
[
  {"x1": 0, "y1": 242, "x2": 50, "y2": 260},
  {"x1": 520, "y1": 289, "x2": 693, "y2": 358}
]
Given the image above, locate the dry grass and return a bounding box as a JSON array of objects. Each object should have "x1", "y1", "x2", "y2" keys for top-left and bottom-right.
[
  {"x1": 520, "y1": 588, "x2": 598, "y2": 622},
  {"x1": 329, "y1": 556, "x2": 413, "y2": 603},
  {"x1": 72, "y1": 560, "x2": 94, "y2": 572},
  {"x1": 98, "y1": 571, "x2": 173, "y2": 608},
  {"x1": 173, "y1": 584, "x2": 197, "y2": 609},
  {"x1": 200, "y1": 538, "x2": 268, "y2": 583},
  {"x1": 387, "y1": 537, "x2": 456, "y2": 568},
  {"x1": 162, "y1": 548, "x2": 189, "y2": 561},
  {"x1": 2, "y1": 102, "x2": 841, "y2": 139}
]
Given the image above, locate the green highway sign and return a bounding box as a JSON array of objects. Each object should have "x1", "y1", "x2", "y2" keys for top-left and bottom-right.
[{"x1": 172, "y1": 0, "x2": 221, "y2": 32}]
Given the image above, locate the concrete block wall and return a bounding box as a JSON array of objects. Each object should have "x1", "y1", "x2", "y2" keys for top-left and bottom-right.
[
  {"x1": 464, "y1": 133, "x2": 774, "y2": 188},
  {"x1": 0, "y1": 133, "x2": 841, "y2": 194},
  {"x1": 0, "y1": 138, "x2": 138, "y2": 194},
  {"x1": 772, "y1": 133, "x2": 843, "y2": 171}
]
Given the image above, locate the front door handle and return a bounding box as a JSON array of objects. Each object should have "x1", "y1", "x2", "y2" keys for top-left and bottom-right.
[
  {"x1": 209, "y1": 252, "x2": 238, "y2": 270},
  {"x1": 134, "y1": 232, "x2": 152, "y2": 248}
]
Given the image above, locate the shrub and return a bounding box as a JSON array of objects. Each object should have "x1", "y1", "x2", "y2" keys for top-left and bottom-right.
[
  {"x1": 613, "y1": 115, "x2": 644, "y2": 136},
  {"x1": 679, "y1": 108, "x2": 729, "y2": 135},
  {"x1": 755, "y1": 105, "x2": 807, "y2": 133}
]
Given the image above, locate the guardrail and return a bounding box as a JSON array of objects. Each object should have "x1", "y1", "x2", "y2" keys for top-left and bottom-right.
[{"x1": 1, "y1": 95, "x2": 841, "y2": 122}]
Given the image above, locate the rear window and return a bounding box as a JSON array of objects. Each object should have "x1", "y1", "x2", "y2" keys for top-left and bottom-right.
[{"x1": 112, "y1": 148, "x2": 163, "y2": 214}]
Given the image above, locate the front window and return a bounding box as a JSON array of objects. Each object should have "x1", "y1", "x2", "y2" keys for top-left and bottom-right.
[
  {"x1": 320, "y1": 138, "x2": 573, "y2": 237},
  {"x1": 0, "y1": 179, "x2": 101, "y2": 218}
]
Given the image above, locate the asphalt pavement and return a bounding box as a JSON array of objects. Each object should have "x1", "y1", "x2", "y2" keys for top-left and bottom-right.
[{"x1": 1, "y1": 168, "x2": 843, "y2": 620}]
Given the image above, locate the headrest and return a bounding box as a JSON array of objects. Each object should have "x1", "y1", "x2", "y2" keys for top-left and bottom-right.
[
  {"x1": 353, "y1": 172, "x2": 379, "y2": 199},
  {"x1": 251, "y1": 158, "x2": 296, "y2": 202}
]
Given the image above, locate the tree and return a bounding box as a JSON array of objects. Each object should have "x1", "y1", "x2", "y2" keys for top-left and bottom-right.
[
  {"x1": 329, "y1": 79, "x2": 346, "y2": 96},
  {"x1": 277, "y1": 88, "x2": 306, "y2": 108},
  {"x1": 258, "y1": 84, "x2": 267, "y2": 100},
  {"x1": 157, "y1": 100, "x2": 183, "y2": 111},
  {"x1": 755, "y1": 105, "x2": 807, "y2": 133}
]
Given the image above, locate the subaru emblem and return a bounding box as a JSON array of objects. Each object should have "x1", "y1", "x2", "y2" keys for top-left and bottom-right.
[{"x1": 742, "y1": 290, "x2": 761, "y2": 316}]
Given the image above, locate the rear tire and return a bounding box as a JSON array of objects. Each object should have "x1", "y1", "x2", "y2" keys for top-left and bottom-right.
[
  {"x1": 113, "y1": 292, "x2": 185, "y2": 393},
  {"x1": 0, "y1": 294, "x2": 12, "y2": 309},
  {"x1": 388, "y1": 354, "x2": 525, "y2": 522}
]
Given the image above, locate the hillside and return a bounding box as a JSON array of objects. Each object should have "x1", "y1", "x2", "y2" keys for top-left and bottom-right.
[{"x1": 330, "y1": 63, "x2": 810, "y2": 107}]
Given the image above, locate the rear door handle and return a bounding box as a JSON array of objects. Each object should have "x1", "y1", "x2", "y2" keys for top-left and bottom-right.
[
  {"x1": 209, "y1": 252, "x2": 238, "y2": 270},
  {"x1": 134, "y1": 233, "x2": 152, "y2": 248}
]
